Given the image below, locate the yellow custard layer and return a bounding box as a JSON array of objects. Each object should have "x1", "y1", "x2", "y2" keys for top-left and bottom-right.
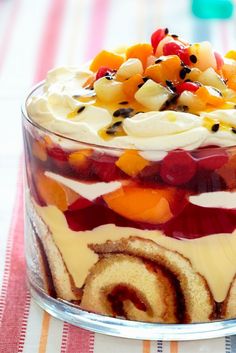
[{"x1": 35, "y1": 203, "x2": 236, "y2": 303}]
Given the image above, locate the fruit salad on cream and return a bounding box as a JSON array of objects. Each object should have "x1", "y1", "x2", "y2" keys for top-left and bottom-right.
[{"x1": 24, "y1": 28, "x2": 236, "y2": 324}]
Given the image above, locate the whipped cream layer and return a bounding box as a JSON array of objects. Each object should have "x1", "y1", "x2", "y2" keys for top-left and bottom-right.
[{"x1": 27, "y1": 67, "x2": 236, "y2": 155}]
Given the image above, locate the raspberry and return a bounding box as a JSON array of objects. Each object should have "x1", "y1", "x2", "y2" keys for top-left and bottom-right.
[
  {"x1": 96, "y1": 66, "x2": 113, "y2": 80},
  {"x1": 92, "y1": 154, "x2": 124, "y2": 182},
  {"x1": 163, "y1": 42, "x2": 190, "y2": 65},
  {"x1": 160, "y1": 150, "x2": 197, "y2": 186},
  {"x1": 176, "y1": 81, "x2": 199, "y2": 95},
  {"x1": 151, "y1": 28, "x2": 168, "y2": 53}
]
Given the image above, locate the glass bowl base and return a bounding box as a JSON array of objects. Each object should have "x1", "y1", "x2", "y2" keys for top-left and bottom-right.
[{"x1": 29, "y1": 278, "x2": 236, "y2": 341}]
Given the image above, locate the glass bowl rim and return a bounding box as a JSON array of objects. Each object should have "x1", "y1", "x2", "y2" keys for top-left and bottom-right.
[{"x1": 22, "y1": 81, "x2": 236, "y2": 154}]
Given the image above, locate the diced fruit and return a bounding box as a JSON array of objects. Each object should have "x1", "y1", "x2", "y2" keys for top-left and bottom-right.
[
  {"x1": 225, "y1": 50, "x2": 236, "y2": 60},
  {"x1": 115, "y1": 150, "x2": 150, "y2": 177},
  {"x1": 227, "y1": 74, "x2": 236, "y2": 90},
  {"x1": 163, "y1": 41, "x2": 190, "y2": 65},
  {"x1": 192, "y1": 148, "x2": 228, "y2": 170},
  {"x1": 103, "y1": 185, "x2": 176, "y2": 224},
  {"x1": 126, "y1": 43, "x2": 153, "y2": 69},
  {"x1": 35, "y1": 172, "x2": 68, "y2": 211},
  {"x1": 89, "y1": 50, "x2": 124, "y2": 72},
  {"x1": 197, "y1": 68, "x2": 226, "y2": 91},
  {"x1": 94, "y1": 77, "x2": 126, "y2": 103},
  {"x1": 189, "y1": 42, "x2": 217, "y2": 71},
  {"x1": 144, "y1": 55, "x2": 182, "y2": 84},
  {"x1": 68, "y1": 196, "x2": 93, "y2": 211},
  {"x1": 196, "y1": 86, "x2": 224, "y2": 106},
  {"x1": 47, "y1": 146, "x2": 68, "y2": 161},
  {"x1": 217, "y1": 152, "x2": 236, "y2": 189},
  {"x1": 184, "y1": 67, "x2": 201, "y2": 82},
  {"x1": 82, "y1": 75, "x2": 95, "y2": 88},
  {"x1": 222, "y1": 58, "x2": 236, "y2": 79},
  {"x1": 116, "y1": 58, "x2": 143, "y2": 79},
  {"x1": 122, "y1": 74, "x2": 144, "y2": 99},
  {"x1": 32, "y1": 140, "x2": 47, "y2": 161},
  {"x1": 68, "y1": 149, "x2": 92, "y2": 171},
  {"x1": 92, "y1": 154, "x2": 123, "y2": 182},
  {"x1": 214, "y1": 52, "x2": 224, "y2": 70},
  {"x1": 155, "y1": 36, "x2": 174, "y2": 56},
  {"x1": 96, "y1": 66, "x2": 113, "y2": 80},
  {"x1": 151, "y1": 28, "x2": 168, "y2": 53},
  {"x1": 175, "y1": 82, "x2": 199, "y2": 95},
  {"x1": 160, "y1": 150, "x2": 197, "y2": 185},
  {"x1": 177, "y1": 91, "x2": 205, "y2": 112},
  {"x1": 135, "y1": 79, "x2": 173, "y2": 110}
]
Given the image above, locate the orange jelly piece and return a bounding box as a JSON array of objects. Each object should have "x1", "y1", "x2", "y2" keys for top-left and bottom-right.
[
  {"x1": 68, "y1": 149, "x2": 92, "y2": 170},
  {"x1": 89, "y1": 50, "x2": 124, "y2": 72},
  {"x1": 126, "y1": 43, "x2": 153, "y2": 69},
  {"x1": 32, "y1": 140, "x2": 47, "y2": 161},
  {"x1": 103, "y1": 185, "x2": 175, "y2": 224},
  {"x1": 144, "y1": 55, "x2": 182, "y2": 84}
]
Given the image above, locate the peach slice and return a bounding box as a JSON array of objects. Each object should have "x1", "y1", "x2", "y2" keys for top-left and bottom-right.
[
  {"x1": 126, "y1": 43, "x2": 153, "y2": 69},
  {"x1": 89, "y1": 50, "x2": 124, "y2": 72},
  {"x1": 103, "y1": 185, "x2": 176, "y2": 224},
  {"x1": 32, "y1": 140, "x2": 47, "y2": 161},
  {"x1": 115, "y1": 150, "x2": 150, "y2": 177},
  {"x1": 196, "y1": 86, "x2": 224, "y2": 107},
  {"x1": 35, "y1": 172, "x2": 78, "y2": 211},
  {"x1": 68, "y1": 149, "x2": 92, "y2": 170}
]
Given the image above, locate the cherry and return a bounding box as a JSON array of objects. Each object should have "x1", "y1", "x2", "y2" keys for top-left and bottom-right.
[
  {"x1": 160, "y1": 150, "x2": 197, "y2": 186},
  {"x1": 151, "y1": 28, "x2": 168, "y2": 53},
  {"x1": 214, "y1": 52, "x2": 224, "y2": 70},
  {"x1": 163, "y1": 42, "x2": 190, "y2": 65},
  {"x1": 96, "y1": 66, "x2": 113, "y2": 80},
  {"x1": 192, "y1": 148, "x2": 228, "y2": 170},
  {"x1": 175, "y1": 81, "x2": 200, "y2": 95}
]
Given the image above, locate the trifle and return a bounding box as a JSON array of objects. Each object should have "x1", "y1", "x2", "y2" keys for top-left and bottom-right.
[{"x1": 22, "y1": 28, "x2": 236, "y2": 337}]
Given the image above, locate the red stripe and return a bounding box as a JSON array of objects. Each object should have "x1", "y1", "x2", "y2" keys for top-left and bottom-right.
[
  {"x1": 84, "y1": 0, "x2": 110, "y2": 60},
  {"x1": 0, "y1": 166, "x2": 29, "y2": 353},
  {"x1": 0, "y1": 0, "x2": 67, "y2": 351},
  {"x1": 0, "y1": 0, "x2": 22, "y2": 71},
  {"x1": 33, "y1": 0, "x2": 67, "y2": 83},
  {"x1": 60, "y1": 323, "x2": 69, "y2": 353},
  {"x1": 64, "y1": 324, "x2": 94, "y2": 353}
]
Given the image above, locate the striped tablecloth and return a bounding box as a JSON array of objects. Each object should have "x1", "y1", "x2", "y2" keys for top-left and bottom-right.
[{"x1": 1, "y1": 0, "x2": 236, "y2": 352}]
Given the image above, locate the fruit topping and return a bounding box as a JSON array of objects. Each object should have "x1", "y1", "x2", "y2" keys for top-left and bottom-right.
[
  {"x1": 122, "y1": 73, "x2": 144, "y2": 99},
  {"x1": 90, "y1": 50, "x2": 124, "y2": 72},
  {"x1": 144, "y1": 55, "x2": 182, "y2": 84},
  {"x1": 151, "y1": 28, "x2": 169, "y2": 53},
  {"x1": 160, "y1": 150, "x2": 197, "y2": 186},
  {"x1": 115, "y1": 150, "x2": 150, "y2": 177},
  {"x1": 197, "y1": 67, "x2": 226, "y2": 91},
  {"x1": 94, "y1": 77, "x2": 126, "y2": 103},
  {"x1": 195, "y1": 86, "x2": 224, "y2": 107},
  {"x1": 189, "y1": 42, "x2": 217, "y2": 71},
  {"x1": 162, "y1": 41, "x2": 190, "y2": 65},
  {"x1": 103, "y1": 185, "x2": 176, "y2": 224},
  {"x1": 126, "y1": 43, "x2": 153, "y2": 69},
  {"x1": 214, "y1": 52, "x2": 224, "y2": 70},
  {"x1": 175, "y1": 82, "x2": 200, "y2": 95},
  {"x1": 135, "y1": 79, "x2": 173, "y2": 110},
  {"x1": 117, "y1": 58, "x2": 143, "y2": 79},
  {"x1": 96, "y1": 66, "x2": 114, "y2": 80}
]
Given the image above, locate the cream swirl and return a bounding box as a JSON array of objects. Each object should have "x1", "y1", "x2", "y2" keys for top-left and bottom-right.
[{"x1": 26, "y1": 66, "x2": 236, "y2": 158}]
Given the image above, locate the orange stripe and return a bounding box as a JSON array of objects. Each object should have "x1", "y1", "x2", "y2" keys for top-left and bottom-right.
[
  {"x1": 170, "y1": 341, "x2": 178, "y2": 353},
  {"x1": 143, "y1": 340, "x2": 151, "y2": 353},
  {"x1": 38, "y1": 312, "x2": 51, "y2": 353}
]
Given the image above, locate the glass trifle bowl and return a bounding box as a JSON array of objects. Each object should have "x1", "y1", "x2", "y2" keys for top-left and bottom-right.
[{"x1": 22, "y1": 28, "x2": 236, "y2": 340}]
